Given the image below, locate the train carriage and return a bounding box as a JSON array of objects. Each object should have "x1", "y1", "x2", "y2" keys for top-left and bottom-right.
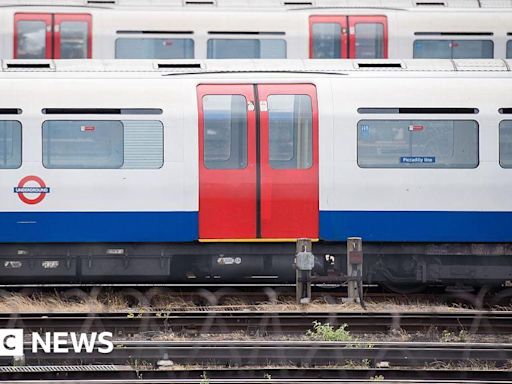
[
  {"x1": 2, "y1": 0, "x2": 512, "y2": 60},
  {"x1": 0, "y1": 59, "x2": 511, "y2": 289}
]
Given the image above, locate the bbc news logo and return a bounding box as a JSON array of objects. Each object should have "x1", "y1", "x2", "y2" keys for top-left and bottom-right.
[
  {"x1": 0, "y1": 329, "x2": 23, "y2": 356},
  {"x1": 0, "y1": 329, "x2": 113, "y2": 356}
]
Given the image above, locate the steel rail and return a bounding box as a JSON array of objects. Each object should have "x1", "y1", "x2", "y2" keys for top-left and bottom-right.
[
  {"x1": 1, "y1": 311, "x2": 511, "y2": 335},
  {"x1": 0, "y1": 366, "x2": 512, "y2": 383},
  {"x1": 2, "y1": 341, "x2": 512, "y2": 366}
]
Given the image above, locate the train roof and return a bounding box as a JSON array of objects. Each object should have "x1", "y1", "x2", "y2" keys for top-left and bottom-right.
[
  {"x1": 1, "y1": 59, "x2": 512, "y2": 78},
  {"x1": 2, "y1": 0, "x2": 512, "y2": 9}
]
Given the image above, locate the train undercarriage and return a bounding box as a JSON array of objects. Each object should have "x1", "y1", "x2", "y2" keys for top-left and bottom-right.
[{"x1": 0, "y1": 242, "x2": 510, "y2": 291}]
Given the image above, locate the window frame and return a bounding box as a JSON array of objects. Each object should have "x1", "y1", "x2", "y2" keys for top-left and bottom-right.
[
  {"x1": 499, "y1": 120, "x2": 512, "y2": 169},
  {"x1": 42, "y1": 119, "x2": 125, "y2": 169},
  {"x1": 413, "y1": 39, "x2": 494, "y2": 59},
  {"x1": 0, "y1": 120, "x2": 22, "y2": 170},
  {"x1": 356, "y1": 119, "x2": 480, "y2": 169},
  {"x1": 267, "y1": 93, "x2": 313, "y2": 170},
  {"x1": 114, "y1": 37, "x2": 195, "y2": 59},
  {"x1": 206, "y1": 38, "x2": 287, "y2": 59},
  {"x1": 202, "y1": 94, "x2": 249, "y2": 170}
]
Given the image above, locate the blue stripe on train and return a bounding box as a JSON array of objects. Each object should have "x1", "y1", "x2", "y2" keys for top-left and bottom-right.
[
  {"x1": 0, "y1": 211, "x2": 198, "y2": 243},
  {"x1": 320, "y1": 211, "x2": 512, "y2": 242},
  {"x1": 1, "y1": 211, "x2": 511, "y2": 243}
]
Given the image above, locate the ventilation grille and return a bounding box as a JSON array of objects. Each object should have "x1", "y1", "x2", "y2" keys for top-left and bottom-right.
[
  {"x1": 357, "y1": 63, "x2": 403, "y2": 69},
  {"x1": 5, "y1": 63, "x2": 52, "y2": 70},
  {"x1": 283, "y1": 1, "x2": 313, "y2": 5},
  {"x1": 415, "y1": 1, "x2": 446, "y2": 6},
  {"x1": 87, "y1": 0, "x2": 116, "y2": 4},
  {"x1": 184, "y1": 0, "x2": 216, "y2": 5},
  {"x1": 157, "y1": 63, "x2": 201, "y2": 69}
]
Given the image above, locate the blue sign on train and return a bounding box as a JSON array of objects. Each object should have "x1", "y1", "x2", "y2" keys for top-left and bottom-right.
[{"x1": 400, "y1": 156, "x2": 436, "y2": 164}]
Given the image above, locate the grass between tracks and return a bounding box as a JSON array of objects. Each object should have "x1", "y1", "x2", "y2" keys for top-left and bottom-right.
[{"x1": 0, "y1": 289, "x2": 495, "y2": 313}]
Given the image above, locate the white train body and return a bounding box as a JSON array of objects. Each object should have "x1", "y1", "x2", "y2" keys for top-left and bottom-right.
[
  {"x1": 1, "y1": 1, "x2": 512, "y2": 60},
  {"x1": 0, "y1": 59, "x2": 510, "y2": 285}
]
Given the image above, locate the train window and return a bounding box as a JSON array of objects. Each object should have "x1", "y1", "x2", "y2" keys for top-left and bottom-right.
[
  {"x1": 207, "y1": 39, "x2": 286, "y2": 59},
  {"x1": 413, "y1": 40, "x2": 493, "y2": 58},
  {"x1": 499, "y1": 121, "x2": 512, "y2": 168},
  {"x1": 60, "y1": 21, "x2": 88, "y2": 59},
  {"x1": 43, "y1": 120, "x2": 163, "y2": 169},
  {"x1": 268, "y1": 94, "x2": 312, "y2": 169},
  {"x1": 357, "y1": 120, "x2": 478, "y2": 168},
  {"x1": 16, "y1": 20, "x2": 47, "y2": 59},
  {"x1": 115, "y1": 38, "x2": 194, "y2": 59},
  {"x1": 203, "y1": 95, "x2": 247, "y2": 169},
  {"x1": 507, "y1": 41, "x2": 512, "y2": 58},
  {"x1": 43, "y1": 120, "x2": 124, "y2": 169},
  {"x1": 354, "y1": 23, "x2": 384, "y2": 58},
  {"x1": 311, "y1": 23, "x2": 341, "y2": 58},
  {"x1": 0, "y1": 121, "x2": 22, "y2": 169}
]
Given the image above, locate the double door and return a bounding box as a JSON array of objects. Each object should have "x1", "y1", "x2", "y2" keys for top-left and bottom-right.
[
  {"x1": 14, "y1": 13, "x2": 92, "y2": 59},
  {"x1": 310, "y1": 15, "x2": 388, "y2": 59},
  {"x1": 198, "y1": 84, "x2": 318, "y2": 240}
]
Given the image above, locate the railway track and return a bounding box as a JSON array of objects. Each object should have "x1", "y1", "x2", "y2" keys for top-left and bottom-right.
[
  {"x1": 1, "y1": 310, "x2": 512, "y2": 335},
  {"x1": 2, "y1": 340, "x2": 512, "y2": 366},
  {"x1": 1, "y1": 365, "x2": 512, "y2": 383}
]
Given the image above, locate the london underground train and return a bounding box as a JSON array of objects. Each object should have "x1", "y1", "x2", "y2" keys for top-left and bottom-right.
[
  {"x1": 3, "y1": 0, "x2": 512, "y2": 61},
  {"x1": 0, "y1": 58, "x2": 511, "y2": 289}
]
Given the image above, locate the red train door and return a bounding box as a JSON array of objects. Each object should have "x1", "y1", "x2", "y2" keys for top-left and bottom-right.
[
  {"x1": 54, "y1": 14, "x2": 92, "y2": 59},
  {"x1": 14, "y1": 13, "x2": 53, "y2": 59},
  {"x1": 198, "y1": 85, "x2": 257, "y2": 239},
  {"x1": 198, "y1": 84, "x2": 318, "y2": 240},
  {"x1": 258, "y1": 84, "x2": 319, "y2": 239},
  {"x1": 348, "y1": 16, "x2": 388, "y2": 59},
  {"x1": 309, "y1": 15, "x2": 348, "y2": 59},
  {"x1": 309, "y1": 15, "x2": 388, "y2": 59},
  {"x1": 14, "y1": 13, "x2": 92, "y2": 59}
]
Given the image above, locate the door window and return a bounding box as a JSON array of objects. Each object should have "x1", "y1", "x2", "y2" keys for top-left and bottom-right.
[
  {"x1": 59, "y1": 21, "x2": 89, "y2": 59},
  {"x1": 268, "y1": 94, "x2": 312, "y2": 169},
  {"x1": 354, "y1": 22, "x2": 385, "y2": 58},
  {"x1": 16, "y1": 20, "x2": 47, "y2": 59},
  {"x1": 311, "y1": 23, "x2": 342, "y2": 58},
  {"x1": 203, "y1": 95, "x2": 248, "y2": 169}
]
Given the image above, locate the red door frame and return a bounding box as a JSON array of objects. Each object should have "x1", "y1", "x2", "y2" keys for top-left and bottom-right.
[
  {"x1": 197, "y1": 85, "x2": 257, "y2": 239},
  {"x1": 258, "y1": 84, "x2": 319, "y2": 239},
  {"x1": 309, "y1": 15, "x2": 348, "y2": 59},
  {"x1": 54, "y1": 13, "x2": 92, "y2": 59},
  {"x1": 348, "y1": 15, "x2": 388, "y2": 58},
  {"x1": 14, "y1": 13, "x2": 53, "y2": 59}
]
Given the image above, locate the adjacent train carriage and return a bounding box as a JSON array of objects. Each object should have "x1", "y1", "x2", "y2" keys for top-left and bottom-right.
[
  {"x1": 2, "y1": 0, "x2": 512, "y2": 60},
  {"x1": 0, "y1": 59, "x2": 510, "y2": 289}
]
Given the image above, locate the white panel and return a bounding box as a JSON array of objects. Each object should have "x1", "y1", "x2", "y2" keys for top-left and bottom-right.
[{"x1": 122, "y1": 120, "x2": 163, "y2": 169}]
